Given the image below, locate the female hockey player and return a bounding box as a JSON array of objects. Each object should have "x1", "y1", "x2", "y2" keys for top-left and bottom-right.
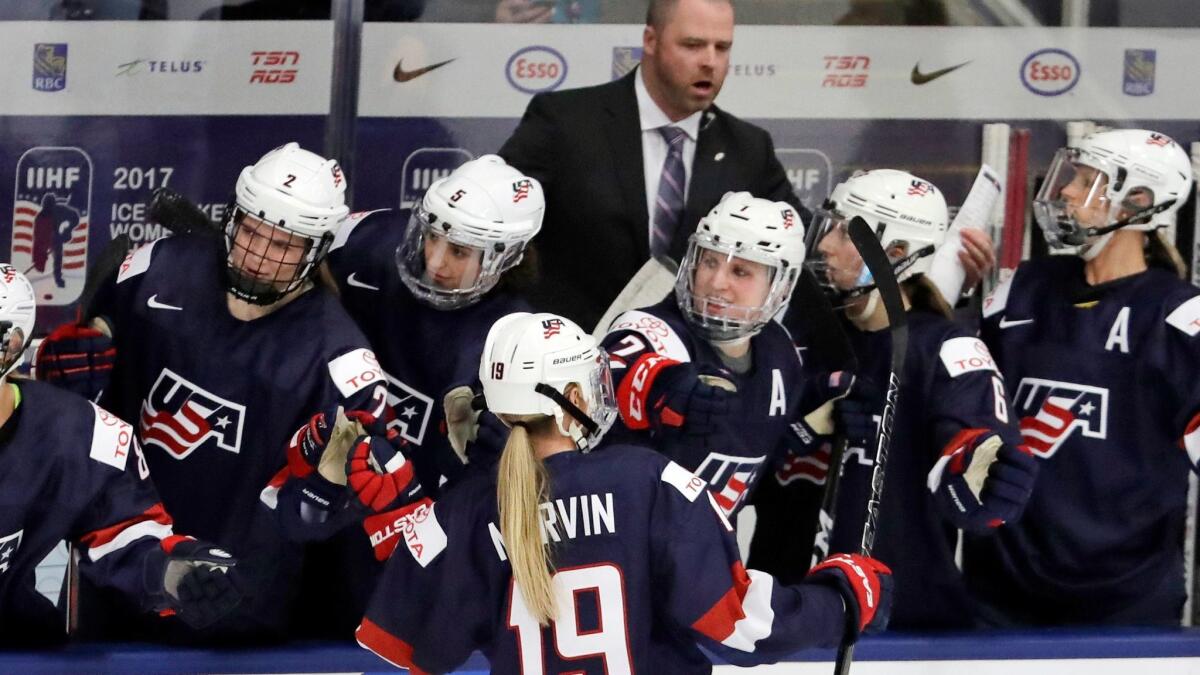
[
  {"x1": 36, "y1": 142, "x2": 389, "y2": 642},
  {"x1": 599, "y1": 191, "x2": 825, "y2": 523},
  {"x1": 0, "y1": 266, "x2": 241, "y2": 644},
  {"x1": 967, "y1": 128, "x2": 1200, "y2": 625},
  {"x1": 356, "y1": 311, "x2": 893, "y2": 674},
  {"x1": 773, "y1": 169, "x2": 1039, "y2": 630}
]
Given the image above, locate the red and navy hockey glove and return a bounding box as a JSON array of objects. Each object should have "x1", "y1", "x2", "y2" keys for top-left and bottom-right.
[
  {"x1": 286, "y1": 405, "x2": 384, "y2": 477},
  {"x1": 928, "y1": 429, "x2": 1039, "y2": 532},
  {"x1": 147, "y1": 536, "x2": 242, "y2": 630},
  {"x1": 617, "y1": 354, "x2": 736, "y2": 442},
  {"x1": 807, "y1": 553, "x2": 893, "y2": 639},
  {"x1": 34, "y1": 322, "x2": 115, "y2": 402},
  {"x1": 345, "y1": 434, "x2": 422, "y2": 513}
]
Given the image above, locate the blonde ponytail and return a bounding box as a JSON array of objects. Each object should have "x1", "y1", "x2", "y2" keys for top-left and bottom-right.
[
  {"x1": 497, "y1": 418, "x2": 557, "y2": 625},
  {"x1": 1146, "y1": 229, "x2": 1188, "y2": 280}
]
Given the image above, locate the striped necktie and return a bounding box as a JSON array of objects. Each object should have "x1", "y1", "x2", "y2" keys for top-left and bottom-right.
[{"x1": 652, "y1": 125, "x2": 687, "y2": 258}]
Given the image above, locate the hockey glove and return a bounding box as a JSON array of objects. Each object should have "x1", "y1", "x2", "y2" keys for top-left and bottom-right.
[
  {"x1": 466, "y1": 411, "x2": 510, "y2": 467},
  {"x1": 345, "y1": 434, "x2": 422, "y2": 513},
  {"x1": 807, "y1": 553, "x2": 893, "y2": 639},
  {"x1": 34, "y1": 321, "x2": 115, "y2": 401},
  {"x1": 147, "y1": 537, "x2": 242, "y2": 630},
  {"x1": 928, "y1": 429, "x2": 1039, "y2": 532},
  {"x1": 834, "y1": 383, "x2": 878, "y2": 451},
  {"x1": 286, "y1": 405, "x2": 379, "y2": 481}
]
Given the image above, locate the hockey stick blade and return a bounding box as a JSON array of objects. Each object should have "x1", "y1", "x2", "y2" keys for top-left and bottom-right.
[
  {"x1": 830, "y1": 216, "x2": 909, "y2": 675},
  {"x1": 149, "y1": 187, "x2": 221, "y2": 238},
  {"x1": 591, "y1": 255, "x2": 679, "y2": 340}
]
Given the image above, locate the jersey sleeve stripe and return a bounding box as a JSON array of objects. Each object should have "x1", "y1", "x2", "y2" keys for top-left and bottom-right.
[
  {"x1": 691, "y1": 562, "x2": 776, "y2": 652},
  {"x1": 1182, "y1": 412, "x2": 1200, "y2": 467},
  {"x1": 356, "y1": 617, "x2": 428, "y2": 674},
  {"x1": 80, "y1": 502, "x2": 175, "y2": 561}
]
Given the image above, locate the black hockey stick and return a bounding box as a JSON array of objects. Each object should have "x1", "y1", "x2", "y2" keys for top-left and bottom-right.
[
  {"x1": 76, "y1": 233, "x2": 132, "y2": 322},
  {"x1": 831, "y1": 216, "x2": 908, "y2": 675},
  {"x1": 148, "y1": 187, "x2": 222, "y2": 238}
]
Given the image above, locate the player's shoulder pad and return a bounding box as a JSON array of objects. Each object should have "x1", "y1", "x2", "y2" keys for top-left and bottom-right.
[
  {"x1": 939, "y1": 336, "x2": 999, "y2": 378},
  {"x1": 607, "y1": 309, "x2": 692, "y2": 363},
  {"x1": 87, "y1": 401, "x2": 134, "y2": 472},
  {"x1": 115, "y1": 238, "x2": 162, "y2": 284},
  {"x1": 981, "y1": 269, "x2": 1018, "y2": 319},
  {"x1": 328, "y1": 347, "x2": 386, "y2": 398},
  {"x1": 1166, "y1": 293, "x2": 1200, "y2": 338},
  {"x1": 330, "y1": 208, "x2": 392, "y2": 253}
]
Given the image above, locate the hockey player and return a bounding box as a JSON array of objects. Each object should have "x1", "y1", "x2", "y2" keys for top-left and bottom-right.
[
  {"x1": 356, "y1": 311, "x2": 893, "y2": 673},
  {"x1": 966, "y1": 129, "x2": 1200, "y2": 625},
  {"x1": 0, "y1": 266, "x2": 241, "y2": 644},
  {"x1": 599, "y1": 191, "x2": 824, "y2": 521},
  {"x1": 36, "y1": 143, "x2": 387, "y2": 642},
  {"x1": 321, "y1": 154, "x2": 543, "y2": 493},
  {"x1": 762, "y1": 169, "x2": 1038, "y2": 629}
]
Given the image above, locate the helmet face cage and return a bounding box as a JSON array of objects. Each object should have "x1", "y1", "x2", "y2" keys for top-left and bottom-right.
[
  {"x1": 675, "y1": 233, "x2": 796, "y2": 343},
  {"x1": 0, "y1": 265, "x2": 35, "y2": 379},
  {"x1": 578, "y1": 348, "x2": 619, "y2": 444},
  {"x1": 223, "y1": 206, "x2": 330, "y2": 305},
  {"x1": 1033, "y1": 147, "x2": 1114, "y2": 248},
  {"x1": 0, "y1": 323, "x2": 27, "y2": 379},
  {"x1": 396, "y1": 205, "x2": 524, "y2": 310}
]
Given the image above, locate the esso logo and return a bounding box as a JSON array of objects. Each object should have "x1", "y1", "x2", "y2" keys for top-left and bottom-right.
[
  {"x1": 506, "y1": 46, "x2": 568, "y2": 94},
  {"x1": 1020, "y1": 48, "x2": 1080, "y2": 96}
]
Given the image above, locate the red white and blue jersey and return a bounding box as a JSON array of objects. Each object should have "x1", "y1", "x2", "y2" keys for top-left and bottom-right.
[
  {"x1": 600, "y1": 298, "x2": 813, "y2": 520},
  {"x1": 327, "y1": 209, "x2": 531, "y2": 490},
  {"x1": 827, "y1": 310, "x2": 1020, "y2": 629},
  {"x1": 0, "y1": 380, "x2": 175, "y2": 643},
  {"x1": 90, "y1": 233, "x2": 386, "y2": 635},
  {"x1": 966, "y1": 256, "x2": 1200, "y2": 622},
  {"x1": 357, "y1": 442, "x2": 850, "y2": 674}
]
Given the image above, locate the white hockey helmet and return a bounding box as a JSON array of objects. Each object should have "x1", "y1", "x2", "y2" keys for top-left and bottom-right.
[
  {"x1": 806, "y1": 169, "x2": 948, "y2": 301},
  {"x1": 1034, "y1": 129, "x2": 1193, "y2": 257},
  {"x1": 675, "y1": 191, "x2": 806, "y2": 343},
  {"x1": 398, "y1": 155, "x2": 544, "y2": 310},
  {"x1": 479, "y1": 312, "x2": 616, "y2": 451},
  {"x1": 224, "y1": 142, "x2": 350, "y2": 305},
  {"x1": 0, "y1": 265, "x2": 35, "y2": 379}
]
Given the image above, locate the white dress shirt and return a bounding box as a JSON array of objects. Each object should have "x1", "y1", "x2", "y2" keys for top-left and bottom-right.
[{"x1": 634, "y1": 67, "x2": 703, "y2": 249}]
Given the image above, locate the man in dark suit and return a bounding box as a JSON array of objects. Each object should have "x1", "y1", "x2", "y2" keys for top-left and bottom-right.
[{"x1": 500, "y1": 0, "x2": 807, "y2": 330}]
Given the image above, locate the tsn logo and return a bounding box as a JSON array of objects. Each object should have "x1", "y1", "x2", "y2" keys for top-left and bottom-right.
[
  {"x1": 250, "y1": 50, "x2": 299, "y2": 84},
  {"x1": 822, "y1": 55, "x2": 869, "y2": 89}
]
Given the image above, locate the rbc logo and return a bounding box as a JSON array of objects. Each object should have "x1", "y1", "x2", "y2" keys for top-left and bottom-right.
[
  {"x1": 382, "y1": 373, "x2": 434, "y2": 445},
  {"x1": 1013, "y1": 377, "x2": 1108, "y2": 458},
  {"x1": 505, "y1": 46, "x2": 567, "y2": 94},
  {"x1": 11, "y1": 147, "x2": 93, "y2": 306},
  {"x1": 33, "y1": 43, "x2": 67, "y2": 92},
  {"x1": 1020, "y1": 48, "x2": 1080, "y2": 96},
  {"x1": 140, "y1": 368, "x2": 247, "y2": 460},
  {"x1": 399, "y1": 148, "x2": 474, "y2": 209}
]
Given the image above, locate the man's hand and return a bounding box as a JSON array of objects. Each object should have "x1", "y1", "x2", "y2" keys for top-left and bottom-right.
[{"x1": 958, "y1": 227, "x2": 996, "y2": 292}]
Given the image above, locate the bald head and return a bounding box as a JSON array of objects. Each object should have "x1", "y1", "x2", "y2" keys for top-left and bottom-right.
[{"x1": 646, "y1": 0, "x2": 733, "y2": 30}]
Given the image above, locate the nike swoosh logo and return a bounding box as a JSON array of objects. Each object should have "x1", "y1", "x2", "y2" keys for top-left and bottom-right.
[
  {"x1": 393, "y1": 58, "x2": 455, "y2": 83},
  {"x1": 998, "y1": 317, "x2": 1034, "y2": 329},
  {"x1": 910, "y1": 60, "x2": 971, "y2": 85},
  {"x1": 346, "y1": 273, "x2": 380, "y2": 291},
  {"x1": 146, "y1": 294, "x2": 182, "y2": 311}
]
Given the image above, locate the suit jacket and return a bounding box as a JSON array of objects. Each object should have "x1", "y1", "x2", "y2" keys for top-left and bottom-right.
[{"x1": 500, "y1": 69, "x2": 807, "y2": 330}]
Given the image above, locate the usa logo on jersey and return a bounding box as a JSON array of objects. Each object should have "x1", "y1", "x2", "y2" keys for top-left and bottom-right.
[
  {"x1": 694, "y1": 451, "x2": 766, "y2": 516},
  {"x1": 382, "y1": 373, "x2": 434, "y2": 445},
  {"x1": 140, "y1": 368, "x2": 247, "y2": 460},
  {"x1": 0, "y1": 530, "x2": 22, "y2": 575},
  {"x1": 1013, "y1": 377, "x2": 1109, "y2": 458}
]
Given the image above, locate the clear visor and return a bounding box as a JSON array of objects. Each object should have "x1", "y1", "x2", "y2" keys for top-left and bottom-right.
[
  {"x1": 0, "y1": 324, "x2": 26, "y2": 378},
  {"x1": 1033, "y1": 148, "x2": 1113, "y2": 248},
  {"x1": 675, "y1": 235, "x2": 792, "y2": 343},
  {"x1": 582, "y1": 348, "x2": 619, "y2": 443},
  {"x1": 397, "y1": 206, "x2": 519, "y2": 310},
  {"x1": 224, "y1": 206, "x2": 323, "y2": 305},
  {"x1": 804, "y1": 209, "x2": 874, "y2": 303}
]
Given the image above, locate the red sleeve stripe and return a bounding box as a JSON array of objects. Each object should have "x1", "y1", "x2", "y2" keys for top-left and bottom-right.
[
  {"x1": 1182, "y1": 412, "x2": 1200, "y2": 466},
  {"x1": 691, "y1": 562, "x2": 776, "y2": 652},
  {"x1": 79, "y1": 502, "x2": 174, "y2": 561},
  {"x1": 259, "y1": 466, "x2": 290, "y2": 510},
  {"x1": 356, "y1": 618, "x2": 429, "y2": 674}
]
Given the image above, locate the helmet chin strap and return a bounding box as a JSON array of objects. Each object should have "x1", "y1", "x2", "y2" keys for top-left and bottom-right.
[
  {"x1": 848, "y1": 288, "x2": 880, "y2": 323},
  {"x1": 1078, "y1": 231, "x2": 1114, "y2": 261},
  {"x1": 535, "y1": 383, "x2": 600, "y2": 452},
  {"x1": 1059, "y1": 200, "x2": 1175, "y2": 247}
]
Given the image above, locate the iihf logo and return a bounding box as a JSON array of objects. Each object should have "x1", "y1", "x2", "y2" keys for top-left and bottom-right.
[
  {"x1": 512, "y1": 179, "x2": 532, "y2": 203},
  {"x1": 140, "y1": 368, "x2": 246, "y2": 460},
  {"x1": 906, "y1": 180, "x2": 933, "y2": 197},
  {"x1": 1013, "y1": 377, "x2": 1109, "y2": 458},
  {"x1": 381, "y1": 373, "x2": 433, "y2": 445},
  {"x1": 11, "y1": 147, "x2": 93, "y2": 306},
  {"x1": 33, "y1": 43, "x2": 67, "y2": 92}
]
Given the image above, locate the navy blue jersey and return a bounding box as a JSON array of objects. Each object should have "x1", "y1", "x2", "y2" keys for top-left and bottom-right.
[
  {"x1": 601, "y1": 298, "x2": 812, "y2": 519},
  {"x1": 89, "y1": 233, "x2": 386, "y2": 638},
  {"x1": 0, "y1": 380, "x2": 176, "y2": 643},
  {"x1": 357, "y1": 442, "x2": 850, "y2": 674},
  {"x1": 966, "y1": 257, "x2": 1200, "y2": 624},
  {"x1": 327, "y1": 209, "x2": 531, "y2": 490},
  {"x1": 823, "y1": 310, "x2": 1021, "y2": 629}
]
